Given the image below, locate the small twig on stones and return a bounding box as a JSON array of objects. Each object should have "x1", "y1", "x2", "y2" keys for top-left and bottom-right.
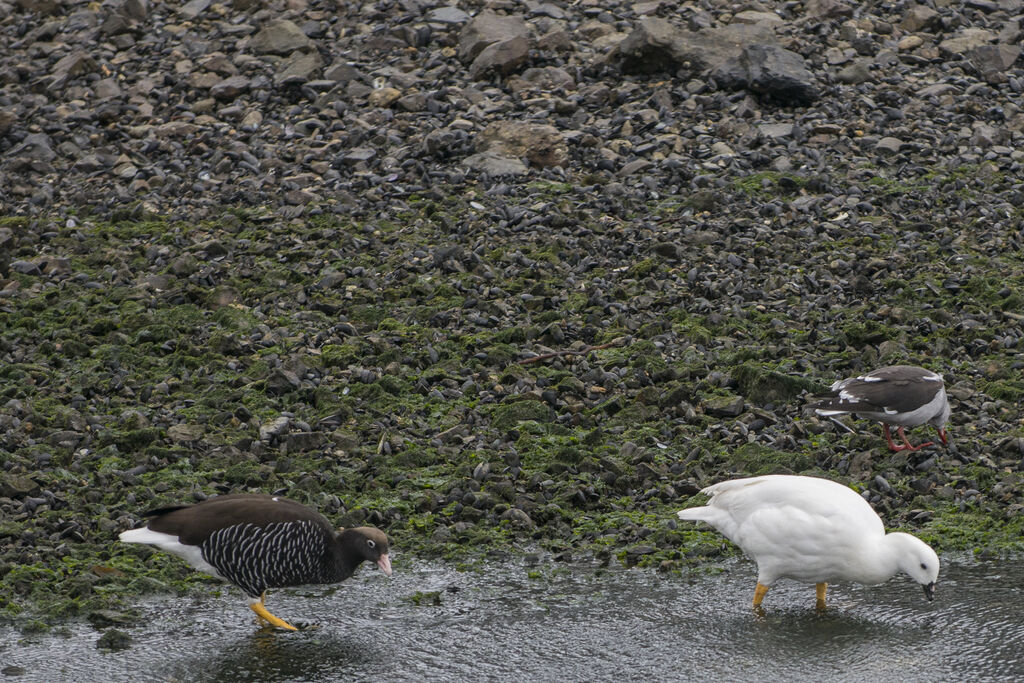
[{"x1": 517, "y1": 338, "x2": 626, "y2": 365}]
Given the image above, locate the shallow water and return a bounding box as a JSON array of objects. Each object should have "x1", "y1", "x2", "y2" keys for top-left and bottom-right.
[{"x1": 3, "y1": 556, "x2": 1022, "y2": 682}]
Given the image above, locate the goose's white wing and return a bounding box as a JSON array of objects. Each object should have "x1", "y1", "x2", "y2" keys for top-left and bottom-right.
[{"x1": 681, "y1": 475, "x2": 885, "y2": 583}]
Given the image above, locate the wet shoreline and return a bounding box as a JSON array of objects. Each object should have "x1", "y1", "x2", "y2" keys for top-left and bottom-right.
[{"x1": 4, "y1": 555, "x2": 1022, "y2": 683}]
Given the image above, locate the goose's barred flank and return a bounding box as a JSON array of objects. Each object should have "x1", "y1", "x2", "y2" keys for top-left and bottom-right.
[
  {"x1": 203, "y1": 521, "x2": 339, "y2": 598},
  {"x1": 119, "y1": 494, "x2": 392, "y2": 631}
]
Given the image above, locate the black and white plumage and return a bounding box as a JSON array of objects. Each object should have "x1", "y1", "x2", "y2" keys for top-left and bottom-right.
[
  {"x1": 119, "y1": 494, "x2": 392, "y2": 631},
  {"x1": 810, "y1": 365, "x2": 951, "y2": 451}
]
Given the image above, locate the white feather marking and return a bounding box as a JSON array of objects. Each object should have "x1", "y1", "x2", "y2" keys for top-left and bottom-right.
[
  {"x1": 119, "y1": 527, "x2": 225, "y2": 579},
  {"x1": 838, "y1": 389, "x2": 860, "y2": 402},
  {"x1": 862, "y1": 376, "x2": 884, "y2": 382}
]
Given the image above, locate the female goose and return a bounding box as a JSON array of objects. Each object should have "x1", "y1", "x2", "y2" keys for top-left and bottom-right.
[
  {"x1": 120, "y1": 494, "x2": 392, "y2": 630},
  {"x1": 677, "y1": 475, "x2": 939, "y2": 609}
]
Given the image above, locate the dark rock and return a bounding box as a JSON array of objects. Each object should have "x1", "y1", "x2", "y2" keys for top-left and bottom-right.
[
  {"x1": 875, "y1": 136, "x2": 905, "y2": 154},
  {"x1": 0, "y1": 110, "x2": 15, "y2": 136},
  {"x1": 341, "y1": 147, "x2": 377, "y2": 165},
  {"x1": 209, "y1": 76, "x2": 250, "y2": 100},
  {"x1": 610, "y1": 19, "x2": 770, "y2": 76},
  {"x1": 427, "y1": 6, "x2": 470, "y2": 24},
  {"x1": 703, "y1": 395, "x2": 745, "y2": 418},
  {"x1": 804, "y1": 0, "x2": 853, "y2": 19},
  {"x1": 477, "y1": 121, "x2": 567, "y2": 168},
  {"x1": 122, "y1": 0, "x2": 148, "y2": 21},
  {"x1": 967, "y1": 44, "x2": 1021, "y2": 84},
  {"x1": 491, "y1": 401, "x2": 552, "y2": 430},
  {"x1": 168, "y1": 424, "x2": 204, "y2": 443},
  {"x1": 96, "y1": 629, "x2": 132, "y2": 651},
  {"x1": 507, "y1": 66, "x2": 575, "y2": 93},
  {"x1": 9, "y1": 133, "x2": 55, "y2": 162},
  {"x1": 274, "y1": 50, "x2": 323, "y2": 86},
  {"x1": 323, "y1": 63, "x2": 365, "y2": 83},
  {"x1": 899, "y1": 5, "x2": 940, "y2": 32},
  {"x1": 836, "y1": 60, "x2": 871, "y2": 85},
  {"x1": 0, "y1": 474, "x2": 40, "y2": 498},
  {"x1": 712, "y1": 44, "x2": 818, "y2": 105},
  {"x1": 250, "y1": 19, "x2": 314, "y2": 55},
  {"x1": 285, "y1": 431, "x2": 327, "y2": 452},
  {"x1": 179, "y1": 0, "x2": 211, "y2": 20},
  {"x1": 458, "y1": 11, "x2": 530, "y2": 63},
  {"x1": 49, "y1": 51, "x2": 98, "y2": 89},
  {"x1": 396, "y1": 93, "x2": 428, "y2": 112},
  {"x1": 10, "y1": 260, "x2": 42, "y2": 275},
  {"x1": 469, "y1": 36, "x2": 530, "y2": 79},
  {"x1": 939, "y1": 29, "x2": 996, "y2": 56},
  {"x1": 87, "y1": 610, "x2": 137, "y2": 627},
  {"x1": 500, "y1": 508, "x2": 534, "y2": 527},
  {"x1": 266, "y1": 368, "x2": 301, "y2": 395},
  {"x1": 462, "y1": 152, "x2": 529, "y2": 176}
]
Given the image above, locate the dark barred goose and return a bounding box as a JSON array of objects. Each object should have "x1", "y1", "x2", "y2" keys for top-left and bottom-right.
[
  {"x1": 120, "y1": 494, "x2": 392, "y2": 631},
  {"x1": 810, "y1": 365, "x2": 950, "y2": 452}
]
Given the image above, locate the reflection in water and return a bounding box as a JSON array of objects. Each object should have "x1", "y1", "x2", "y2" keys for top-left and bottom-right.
[
  {"x1": 158, "y1": 629, "x2": 381, "y2": 682},
  {"x1": 4, "y1": 556, "x2": 1024, "y2": 682}
]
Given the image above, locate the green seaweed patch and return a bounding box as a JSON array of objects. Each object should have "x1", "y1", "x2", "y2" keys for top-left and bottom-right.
[
  {"x1": 840, "y1": 319, "x2": 892, "y2": 346},
  {"x1": 402, "y1": 590, "x2": 443, "y2": 606},
  {"x1": 980, "y1": 378, "x2": 1024, "y2": 402},
  {"x1": 490, "y1": 400, "x2": 553, "y2": 431},
  {"x1": 729, "y1": 443, "x2": 813, "y2": 475},
  {"x1": 733, "y1": 171, "x2": 808, "y2": 197},
  {"x1": 916, "y1": 506, "x2": 1024, "y2": 553},
  {"x1": 733, "y1": 362, "x2": 826, "y2": 404}
]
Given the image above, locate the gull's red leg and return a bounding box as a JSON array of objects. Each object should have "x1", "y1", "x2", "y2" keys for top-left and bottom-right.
[
  {"x1": 882, "y1": 424, "x2": 904, "y2": 451},
  {"x1": 897, "y1": 426, "x2": 933, "y2": 452}
]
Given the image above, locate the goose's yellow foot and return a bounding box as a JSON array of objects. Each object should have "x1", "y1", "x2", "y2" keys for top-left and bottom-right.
[
  {"x1": 753, "y1": 582, "x2": 769, "y2": 608},
  {"x1": 816, "y1": 582, "x2": 827, "y2": 610},
  {"x1": 249, "y1": 593, "x2": 298, "y2": 631}
]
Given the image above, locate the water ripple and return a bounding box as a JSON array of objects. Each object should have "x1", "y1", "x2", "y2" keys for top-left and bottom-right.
[{"x1": 3, "y1": 556, "x2": 1023, "y2": 682}]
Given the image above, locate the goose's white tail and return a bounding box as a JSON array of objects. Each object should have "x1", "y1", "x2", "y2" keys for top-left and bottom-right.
[
  {"x1": 119, "y1": 527, "x2": 170, "y2": 544},
  {"x1": 676, "y1": 506, "x2": 715, "y2": 522},
  {"x1": 119, "y1": 527, "x2": 223, "y2": 577}
]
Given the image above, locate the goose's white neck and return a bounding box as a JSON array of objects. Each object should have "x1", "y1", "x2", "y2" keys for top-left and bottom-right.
[
  {"x1": 846, "y1": 536, "x2": 899, "y2": 584},
  {"x1": 848, "y1": 532, "x2": 925, "y2": 585}
]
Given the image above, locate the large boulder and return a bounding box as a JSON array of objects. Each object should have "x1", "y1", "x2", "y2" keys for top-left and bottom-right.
[
  {"x1": 250, "y1": 19, "x2": 314, "y2": 55},
  {"x1": 458, "y1": 11, "x2": 530, "y2": 63},
  {"x1": 476, "y1": 121, "x2": 567, "y2": 168},
  {"x1": 609, "y1": 18, "x2": 774, "y2": 76},
  {"x1": 468, "y1": 35, "x2": 531, "y2": 79},
  {"x1": 711, "y1": 44, "x2": 819, "y2": 105}
]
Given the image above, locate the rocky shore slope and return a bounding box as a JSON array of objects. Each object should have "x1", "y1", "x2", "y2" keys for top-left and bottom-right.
[{"x1": 1, "y1": 0, "x2": 1023, "y2": 623}]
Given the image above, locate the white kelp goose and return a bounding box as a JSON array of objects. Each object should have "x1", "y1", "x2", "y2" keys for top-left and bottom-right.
[
  {"x1": 677, "y1": 475, "x2": 940, "y2": 609},
  {"x1": 120, "y1": 494, "x2": 392, "y2": 631}
]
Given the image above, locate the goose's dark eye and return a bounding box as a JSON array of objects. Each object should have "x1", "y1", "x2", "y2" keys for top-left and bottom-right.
[
  {"x1": 367, "y1": 539, "x2": 376, "y2": 549},
  {"x1": 920, "y1": 563, "x2": 927, "y2": 570}
]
